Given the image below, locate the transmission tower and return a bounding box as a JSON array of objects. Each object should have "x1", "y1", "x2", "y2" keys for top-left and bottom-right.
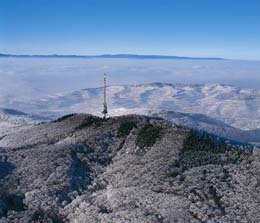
[{"x1": 102, "y1": 73, "x2": 108, "y2": 119}]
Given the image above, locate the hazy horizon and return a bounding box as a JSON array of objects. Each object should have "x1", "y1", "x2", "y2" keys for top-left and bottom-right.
[
  {"x1": 0, "y1": 58, "x2": 259, "y2": 102},
  {"x1": 1, "y1": 0, "x2": 259, "y2": 60}
]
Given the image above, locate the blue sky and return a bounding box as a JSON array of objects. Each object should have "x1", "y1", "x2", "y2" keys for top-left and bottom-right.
[{"x1": 0, "y1": 0, "x2": 259, "y2": 60}]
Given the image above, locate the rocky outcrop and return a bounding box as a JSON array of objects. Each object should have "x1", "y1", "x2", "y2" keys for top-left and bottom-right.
[{"x1": 0, "y1": 114, "x2": 258, "y2": 222}]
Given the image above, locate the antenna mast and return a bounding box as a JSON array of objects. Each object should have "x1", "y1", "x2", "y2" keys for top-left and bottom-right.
[{"x1": 102, "y1": 73, "x2": 108, "y2": 119}]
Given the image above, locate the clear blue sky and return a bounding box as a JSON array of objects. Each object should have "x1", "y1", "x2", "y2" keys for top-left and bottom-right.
[{"x1": 0, "y1": 0, "x2": 259, "y2": 60}]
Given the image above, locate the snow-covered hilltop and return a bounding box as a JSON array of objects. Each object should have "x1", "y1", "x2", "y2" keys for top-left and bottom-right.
[
  {"x1": 2, "y1": 83, "x2": 260, "y2": 143},
  {"x1": 0, "y1": 114, "x2": 258, "y2": 222},
  {"x1": 5, "y1": 83, "x2": 260, "y2": 129}
]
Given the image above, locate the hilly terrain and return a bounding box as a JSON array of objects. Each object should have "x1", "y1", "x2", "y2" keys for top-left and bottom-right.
[
  {"x1": 3, "y1": 83, "x2": 260, "y2": 143},
  {"x1": 0, "y1": 114, "x2": 259, "y2": 223},
  {"x1": 0, "y1": 108, "x2": 48, "y2": 137}
]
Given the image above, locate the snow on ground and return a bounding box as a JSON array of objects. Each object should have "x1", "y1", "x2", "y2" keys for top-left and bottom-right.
[
  {"x1": 0, "y1": 58, "x2": 259, "y2": 101},
  {"x1": 3, "y1": 83, "x2": 258, "y2": 130},
  {"x1": 0, "y1": 108, "x2": 49, "y2": 137},
  {"x1": 0, "y1": 58, "x2": 260, "y2": 142}
]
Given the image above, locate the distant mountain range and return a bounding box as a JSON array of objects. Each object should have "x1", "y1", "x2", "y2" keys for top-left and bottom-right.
[
  {"x1": 1, "y1": 83, "x2": 260, "y2": 143},
  {"x1": 0, "y1": 53, "x2": 225, "y2": 60}
]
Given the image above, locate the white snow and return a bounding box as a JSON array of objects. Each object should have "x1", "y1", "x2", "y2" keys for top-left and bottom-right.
[
  {"x1": 1, "y1": 83, "x2": 259, "y2": 131},
  {"x1": 0, "y1": 58, "x2": 260, "y2": 142},
  {"x1": 0, "y1": 108, "x2": 48, "y2": 136}
]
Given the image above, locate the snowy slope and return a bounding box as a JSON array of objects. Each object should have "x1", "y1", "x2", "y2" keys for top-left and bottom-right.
[
  {"x1": 147, "y1": 110, "x2": 260, "y2": 143},
  {"x1": 2, "y1": 83, "x2": 260, "y2": 143},
  {"x1": 0, "y1": 114, "x2": 258, "y2": 222},
  {"x1": 0, "y1": 58, "x2": 259, "y2": 142},
  {"x1": 6, "y1": 83, "x2": 259, "y2": 129},
  {"x1": 0, "y1": 108, "x2": 49, "y2": 136}
]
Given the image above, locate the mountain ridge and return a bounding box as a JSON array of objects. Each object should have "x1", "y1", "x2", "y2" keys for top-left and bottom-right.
[
  {"x1": 0, "y1": 53, "x2": 225, "y2": 60},
  {"x1": 0, "y1": 108, "x2": 49, "y2": 137},
  {"x1": 0, "y1": 113, "x2": 258, "y2": 222},
  {"x1": 1, "y1": 82, "x2": 259, "y2": 143}
]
